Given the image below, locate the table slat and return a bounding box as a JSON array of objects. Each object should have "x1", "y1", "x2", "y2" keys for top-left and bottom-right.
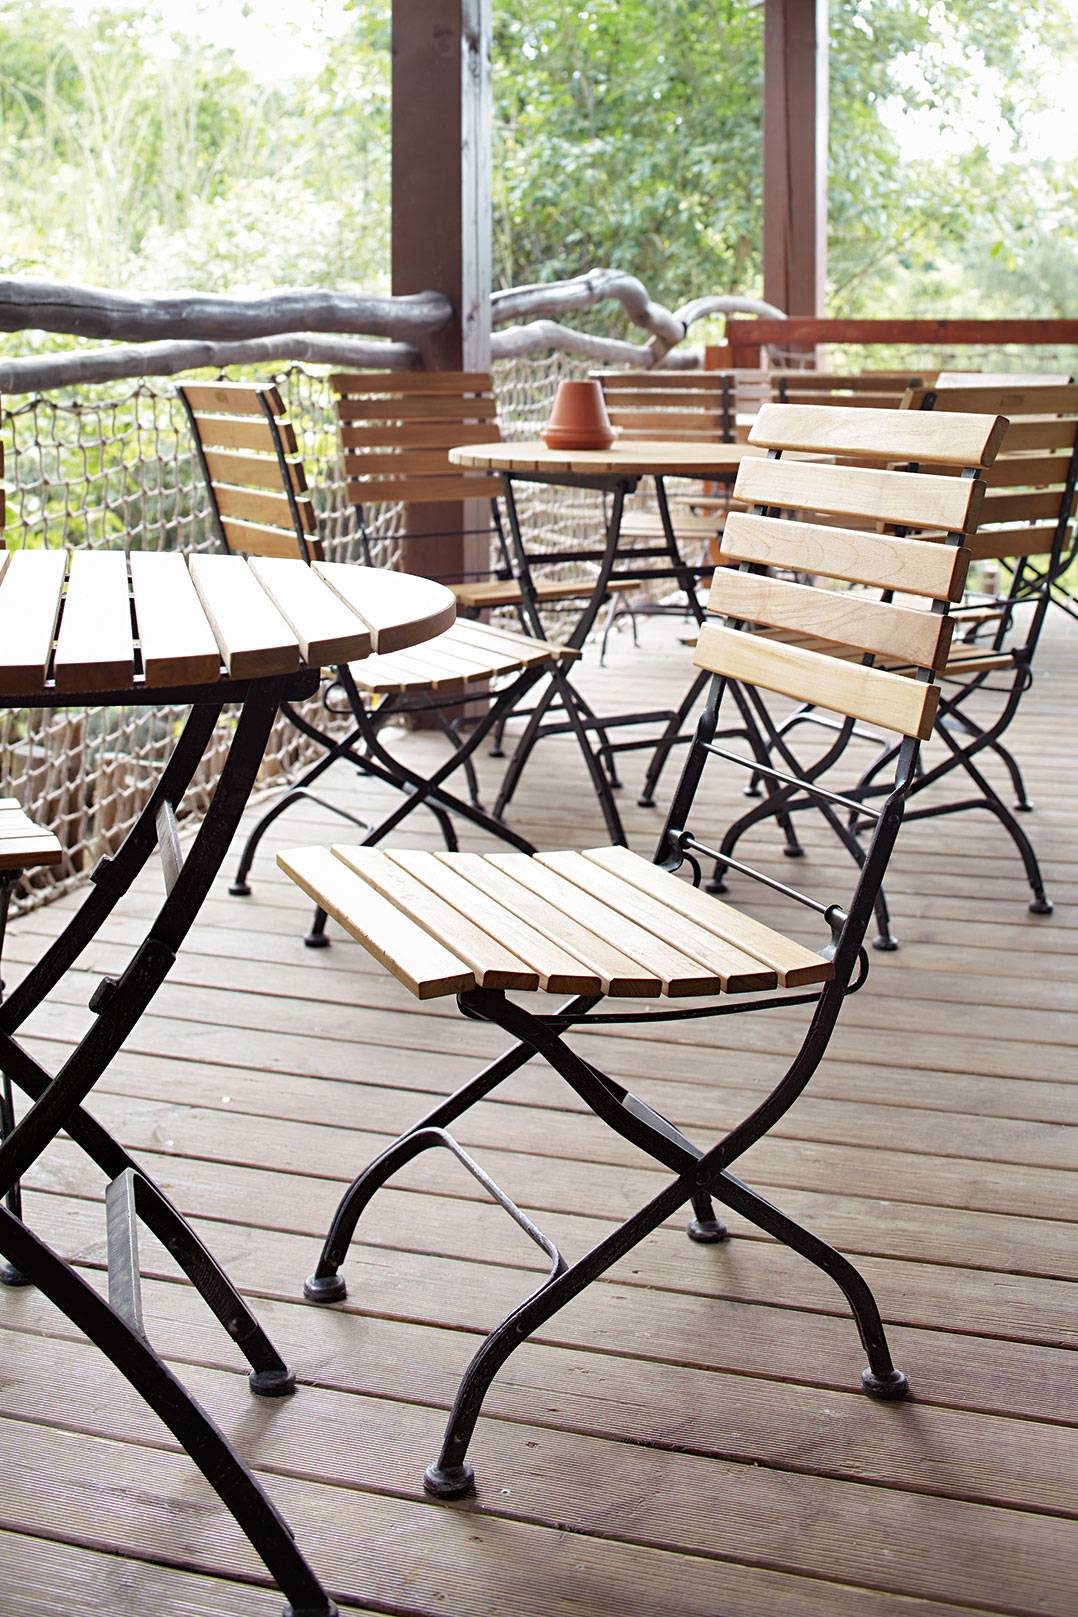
[
  {"x1": 51, "y1": 552, "x2": 135, "y2": 693},
  {"x1": 247, "y1": 557, "x2": 373, "y2": 666},
  {"x1": 0, "y1": 550, "x2": 68, "y2": 695},
  {"x1": 188, "y1": 554, "x2": 301, "y2": 678},
  {"x1": 129, "y1": 552, "x2": 223, "y2": 687},
  {"x1": 313, "y1": 563, "x2": 456, "y2": 652}
]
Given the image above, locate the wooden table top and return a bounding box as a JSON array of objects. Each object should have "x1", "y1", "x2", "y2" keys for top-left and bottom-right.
[
  {"x1": 448, "y1": 438, "x2": 764, "y2": 477},
  {"x1": 0, "y1": 549, "x2": 456, "y2": 699}
]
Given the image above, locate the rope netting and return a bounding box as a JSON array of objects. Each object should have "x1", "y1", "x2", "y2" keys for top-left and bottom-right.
[
  {"x1": 4, "y1": 341, "x2": 1074, "y2": 914},
  {"x1": 1, "y1": 353, "x2": 596, "y2": 913}
]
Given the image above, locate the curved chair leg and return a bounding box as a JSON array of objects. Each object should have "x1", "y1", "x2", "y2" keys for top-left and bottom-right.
[
  {"x1": 638, "y1": 668, "x2": 709, "y2": 808},
  {"x1": 231, "y1": 785, "x2": 369, "y2": 897},
  {"x1": 709, "y1": 1171, "x2": 908, "y2": 1399},
  {"x1": 432, "y1": 711, "x2": 483, "y2": 811},
  {"x1": 0, "y1": 1207, "x2": 337, "y2": 1617},
  {"x1": 937, "y1": 728, "x2": 1052, "y2": 914}
]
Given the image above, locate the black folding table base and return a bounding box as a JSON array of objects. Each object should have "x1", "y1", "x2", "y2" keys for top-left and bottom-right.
[{"x1": 0, "y1": 671, "x2": 337, "y2": 1617}]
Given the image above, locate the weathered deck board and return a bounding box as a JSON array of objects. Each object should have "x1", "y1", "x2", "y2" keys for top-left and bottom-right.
[{"x1": 3, "y1": 613, "x2": 1076, "y2": 1616}]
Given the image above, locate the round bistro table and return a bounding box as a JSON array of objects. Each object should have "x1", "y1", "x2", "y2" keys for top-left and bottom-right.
[{"x1": 0, "y1": 546, "x2": 455, "y2": 1617}]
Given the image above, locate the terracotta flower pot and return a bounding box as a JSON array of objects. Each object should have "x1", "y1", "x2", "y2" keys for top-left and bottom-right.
[{"x1": 542, "y1": 379, "x2": 615, "y2": 450}]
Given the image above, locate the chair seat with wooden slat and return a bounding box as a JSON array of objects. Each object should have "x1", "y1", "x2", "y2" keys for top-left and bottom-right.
[
  {"x1": 0, "y1": 798, "x2": 62, "y2": 873},
  {"x1": 278, "y1": 842, "x2": 834, "y2": 1000},
  {"x1": 346, "y1": 618, "x2": 575, "y2": 695},
  {"x1": 280, "y1": 400, "x2": 1009, "y2": 1502},
  {"x1": 451, "y1": 575, "x2": 639, "y2": 611}
]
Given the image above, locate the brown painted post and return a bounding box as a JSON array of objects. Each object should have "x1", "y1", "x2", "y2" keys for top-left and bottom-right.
[
  {"x1": 391, "y1": 0, "x2": 492, "y2": 589},
  {"x1": 762, "y1": 0, "x2": 828, "y2": 333}
]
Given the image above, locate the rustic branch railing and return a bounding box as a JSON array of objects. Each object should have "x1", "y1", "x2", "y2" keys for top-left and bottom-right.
[{"x1": 0, "y1": 271, "x2": 784, "y2": 393}]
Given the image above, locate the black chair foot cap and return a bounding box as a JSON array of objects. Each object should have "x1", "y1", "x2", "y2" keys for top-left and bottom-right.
[
  {"x1": 249, "y1": 1366, "x2": 296, "y2": 1398},
  {"x1": 424, "y1": 1461, "x2": 475, "y2": 1499},
  {"x1": 304, "y1": 1271, "x2": 348, "y2": 1304},
  {"x1": 861, "y1": 1366, "x2": 909, "y2": 1401},
  {"x1": 229, "y1": 880, "x2": 251, "y2": 897},
  {"x1": 304, "y1": 931, "x2": 331, "y2": 949},
  {"x1": 687, "y1": 1217, "x2": 728, "y2": 1244},
  {"x1": 0, "y1": 1261, "x2": 31, "y2": 1288},
  {"x1": 743, "y1": 785, "x2": 763, "y2": 798},
  {"x1": 488, "y1": 746, "x2": 505, "y2": 759},
  {"x1": 1015, "y1": 800, "x2": 1034, "y2": 812},
  {"x1": 282, "y1": 1601, "x2": 339, "y2": 1617},
  {"x1": 637, "y1": 794, "x2": 656, "y2": 808},
  {"x1": 1029, "y1": 897, "x2": 1054, "y2": 915},
  {"x1": 782, "y1": 845, "x2": 806, "y2": 858},
  {"x1": 872, "y1": 935, "x2": 899, "y2": 952},
  {"x1": 704, "y1": 878, "x2": 729, "y2": 894}
]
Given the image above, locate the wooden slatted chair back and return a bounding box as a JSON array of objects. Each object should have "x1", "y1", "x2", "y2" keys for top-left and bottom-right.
[
  {"x1": 178, "y1": 381, "x2": 320, "y2": 562},
  {"x1": 904, "y1": 381, "x2": 1078, "y2": 564},
  {"x1": 593, "y1": 370, "x2": 735, "y2": 443},
  {"x1": 331, "y1": 371, "x2": 504, "y2": 508},
  {"x1": 694, "y1": 402, "x2": 1006, "y2": 740},
  {"x1": 769, "y1": 371, "x2": 928, "y2": 409}
]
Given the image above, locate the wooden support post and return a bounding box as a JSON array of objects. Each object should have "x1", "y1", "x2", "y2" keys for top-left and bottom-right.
[
  {"x1": 392, "y1": 0, "x2": 492, "y2": 592},
  {"x1": 763, "y1": 0, "x2": 828, "y2": 339}
]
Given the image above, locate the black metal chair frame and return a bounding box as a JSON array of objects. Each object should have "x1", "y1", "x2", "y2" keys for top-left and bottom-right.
[
  {"x1": 0, "y1": 668, "x2": 337, "y2": 1617},
  {"x1": 711, "y1": 431, "x2": 1078, "y2": 929},
  {"x1": 296, "y1": 464, "x2": 961, "y2": 1500}
]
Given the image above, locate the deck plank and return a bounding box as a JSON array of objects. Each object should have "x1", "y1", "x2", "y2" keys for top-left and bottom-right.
[{"x1": 3, "y1": 612, "x2": 1076, "y2": 1615}]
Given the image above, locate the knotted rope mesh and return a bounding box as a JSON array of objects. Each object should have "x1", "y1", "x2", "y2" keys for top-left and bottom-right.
[
  {"x1": 3, "y1": 343, "x2": 1074, "y2": 913},
  {"x1": 1, "y1": 353, "x2": 594, "y2": 912}
]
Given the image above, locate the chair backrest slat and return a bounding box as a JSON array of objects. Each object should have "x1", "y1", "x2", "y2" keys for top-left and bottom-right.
[
  {"x1": 594, "y1": 370, "x2": 734, "y2": 443},
  {"x1": 331, "y1": 371, "x2": 503, "y2": 507},
  {"x1": 719, "y1": 511, "x2": 970, "y2": 600},
  {"x1": 179, "y1": 381, "x2": 320, "y2": 561},
  {"x1": 693, "y1": 400, "x2": 1004, "y2": 741}
]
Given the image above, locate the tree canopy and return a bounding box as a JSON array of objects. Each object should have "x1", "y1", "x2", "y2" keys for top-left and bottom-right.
[{"x1": 0, "y1": 0, "x2": 1072, "y2": 336}]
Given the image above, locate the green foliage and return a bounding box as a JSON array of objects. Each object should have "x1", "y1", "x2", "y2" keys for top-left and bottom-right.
[{"x1": 0, "y1": 0, "x2": 1072, "y2": 326}]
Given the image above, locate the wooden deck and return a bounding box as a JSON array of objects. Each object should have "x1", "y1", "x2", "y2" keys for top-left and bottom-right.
[{"x1": 2, "y1": 613, "x2": 1076, "y2": 1617}]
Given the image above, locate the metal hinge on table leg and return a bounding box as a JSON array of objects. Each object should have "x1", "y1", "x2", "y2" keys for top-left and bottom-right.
[{"x1": 105, "y1": 1168, "x2": 146, "y2": 1338}]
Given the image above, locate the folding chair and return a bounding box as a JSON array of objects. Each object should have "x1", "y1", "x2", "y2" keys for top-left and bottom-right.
[
  {"x1": 714, "y1": 382, "x2": 1078, "y2": 926},
  {"x1": 179, "y1": 381, "x2": 617, "y2": 932},
  {"x1": 277, "y1": 400, "x2": 1004, "y2": 1500}
]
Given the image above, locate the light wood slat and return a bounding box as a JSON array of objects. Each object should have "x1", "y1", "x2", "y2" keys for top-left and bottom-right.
[
  {"x1": 940, "y1": 645, "x2": 1015, "y2": 675},
  {"x1": 329, "y1": 371, "x2": 493, "y2": 395},
  {"x1": 449, "y1": 439, "x2": 758, "y2": 477},
  {"x1": 984, "y1": 454, "x2": 1068, "y2": 488},
  {"x1": 129, "y1": 551, "x2": 222, "y2": 687},
  {"x1": 0, "y1": 549, "x2": 67, "y2": 695},
  {"x1": 461, "y1": 854, "x2": 664, "y2": 996},
  {"x1": 487, "y1": 852, "x2": 744, "y2": 997},
  {"x1": 191, "y1": 414, "x2": 287, "y2": 455},
  {"x1": 445, "y1": 617, "x2": 570, "y2": 662},
  {"x1": 180, "y1": 382, "x2": 284, "y2": 416},
  {"x1": 345, "y1": 474, "x2": 504, "y2": 504},
  {"x1": 749, "y1": 401, "x2": 1005, "y2": 467},
  {"x1": 388, "y1": 850, "x2": 601, "y2": 994},
  {"x1": 965, "y1": 526, "x2": 1061, "y2": 560},
  {"x1": 214, "y1": 482, "x2": 315, "y2": 535},
  {"x1": 733, "y1": 455, "x2": 983, "y2": 533},
  {"x1": 774, "y1": 373, "x2": 924, "y2": 393},
  {"x1": 336, "y1": 395, "x2": 498, "y2": 421},
  {"x1": 998, "y1": 419, "x2": 1076, "y2": 453},
  {"x1": 583, "y1": 846, "x2": 834, "y2": 988},
  {"x1": 979, "y1": 489, "x2": 1063, "y2": 524},
  {"x1": 711, "y1": 570, "x2": 953, "y2": 670},
  {"x1": 187, "y1": 553, "x2": 300, "y2": 677},
  {"x1": 277, "y1": 845, "x2": 475, "y2": 999},
  {"x1": 604, "y1": 390, "x2": 728, "y2": 408},
  {"x1": 343, "y1": 450, "x2": 465, "y2": 476},
  {"x1": 355, "y1": 635, "x2": 516, "y2": 690},
  {"x1": 909, "y1": 383, "x2": 1078, "y2": 414},
  {"x1": 694, "y1": 621, "x2": 940, "y2": 740},
  {"x1": 608, "y1": 409, "x2": 727, "y2": 432},
  {"x1": 721, "y1": 511, "x2": 969, "y2": 600},
  {"x1": 246, "y1": 557, "x2": 373, "y2": 666},
  {"x1": 770, "y1": 393, "x2": 906, "y2": 410},
  {"x1": 312, "y1": 562, "x2": 455, "y2": 652},
  {"x1": 535, "y1": 851, "x2": 779, "y2": 995},
  {"x1": 203, "y1": 449, "x2": 305, "y2": 493},
  {"x1": 453, "y1": 577, "x2": 638, "y2": 610},
  {"x1": 52, "y1": 550, "x2": 134, "y2": 693},
  {"x1": 0, "y1": 802, "x2": 62, "y2": 870},
  {"x1": 219, "y1": 518, "x2": 306, "y2": 559},
  {"x1": 339, "y1": 422, "x2": 502, "y2": 451},
  {"x1": 331, "y1": 847, "x2": 539, "y2": 991}
]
